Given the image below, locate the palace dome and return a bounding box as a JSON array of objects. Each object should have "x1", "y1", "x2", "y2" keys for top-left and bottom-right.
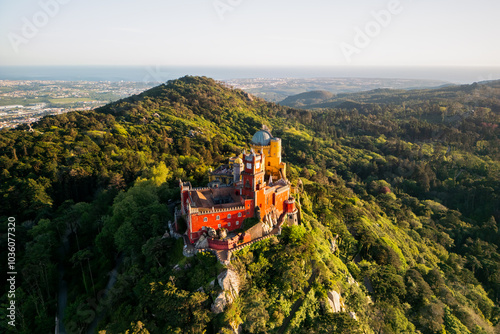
[{"x1": 251, "y1": 130, "x2": 273, "y2": 146}]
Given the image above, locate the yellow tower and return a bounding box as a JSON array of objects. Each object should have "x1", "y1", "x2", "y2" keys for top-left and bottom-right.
[{"x1": 250, "y1": 128, "x2": 286, "y2": 180}]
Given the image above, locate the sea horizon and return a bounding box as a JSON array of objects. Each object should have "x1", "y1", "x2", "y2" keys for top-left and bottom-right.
[{"x1": 0, "y1": 65, "x2": 499, "y2": 84}]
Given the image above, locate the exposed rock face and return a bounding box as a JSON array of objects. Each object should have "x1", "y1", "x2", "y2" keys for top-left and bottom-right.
[
  {"x1": 327, "y1": 290, "x2": 344, "y2": 313},
  {"x1": 330, "y1": 234, "x2": 339, "y2": 253},
  {"x1": 216, "y1": 322, "x2": 242, "y2": 334},
  {"x1": 168, "y1": 221, "x2": 182, "y2": 239},
  {"x1": 211, "y1": 293, "x2": 227, "y2": 314},
  {"x1": 228, "y1": 321, "x2": 243, "y2": 334},
  {"x1": 195, "y1": 235, "x2": 209, "y2": 249},
  {"x1": 218, "y1": 269, "x2": 240, "y2": 302},
  {"x1": 208, "y1": 227, "x2": 217, "y2": 238},
  {"x1": 262, "y1": 221, "x2": 272, "y2": 234},
  {"x1": 219, "y1": 228, "x2": 228, "y2": 240},
  {"x1": 211, "y1": 269, "x2": 240, "y2": 314}
]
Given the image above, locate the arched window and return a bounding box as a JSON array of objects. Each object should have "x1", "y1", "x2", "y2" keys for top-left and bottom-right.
[
  {"x1": 203, "y1": 217, "x2": 208, "y2": 222},
  {"x1": 238, "y1": 212, "x2": 242, "y2": 217},
  {"x1": 227, "y1": 214, "x2": 231, "y2": 219},
  {"x1": 228, "y1": 222, "x2": 231, "y2": 227},
  {"x1": 236, "y1": 221, "x2": 239, "y2": 225},
  {"x1": 216, "y1": 215, "x2": 220, "y2": 220}
]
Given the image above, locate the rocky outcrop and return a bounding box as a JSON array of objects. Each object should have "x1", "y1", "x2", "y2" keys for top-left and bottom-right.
[
  {"x1": 219, "y1": 228, "x2": 228, "y2": 240},
  {"x1": 208, "y1": 227, "x2": 217, "y2": 238},
  {"x1": 168, "y1": 221, "x2": 182, "y2": 239},
  {"x1": 195, "y1": 235, "x2": 209, "y2": 249},
  {"x1": 327, "y1": 290, "x2": 345, "y2": 313},
  {"x1": 229, "y1": 321, "x2": 243, "y2": 334},
  {"x1": 211, "y1": 269, "x2": 240, "y2": 314},
  {"x1": 218, "y1": 269, "x2": 240, "y2": 302},
  {"x1": 330, "y1": 234, "x2": 339, "y2": 253},
  {"x1": 211, "y1": 293, "x2": 228, "y2": 314},
  {"x1": 218, "y1": 322, "x2": 242, "y2": 334},
  {"x1": 262, "y1": 221, "x2": 272, "y2": 234}
]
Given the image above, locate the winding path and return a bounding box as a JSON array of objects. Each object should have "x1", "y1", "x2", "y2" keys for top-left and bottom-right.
[
  {"x1": 55, "y1": 228, "x2": 71, "y2": 334},
  {"x1": 277, "y1": 262, "x2": 317, "y2": 334},
  {"x1": 86, "y1": 253, "x2": 123, "y2": 334}
]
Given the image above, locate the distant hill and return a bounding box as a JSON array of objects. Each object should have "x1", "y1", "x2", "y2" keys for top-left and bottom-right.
[
  {"x1": 227, "y1": 77, "x2": 451, "y2": 102},
  {"x1": 280, "y1": 90, "x2": 335, "y2": 108},
  {"x1": 280, "y1": 80, "x2": 500, "y2": 110}
]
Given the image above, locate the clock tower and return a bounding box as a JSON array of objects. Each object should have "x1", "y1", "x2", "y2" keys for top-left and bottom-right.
[{"x1": 241, "y1": 149, "x2": 265, "y2": 199}]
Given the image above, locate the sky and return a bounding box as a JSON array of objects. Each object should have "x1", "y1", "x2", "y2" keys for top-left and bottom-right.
[{"x1": 0, "y1": 0, "x2": 499, "y2": 68}]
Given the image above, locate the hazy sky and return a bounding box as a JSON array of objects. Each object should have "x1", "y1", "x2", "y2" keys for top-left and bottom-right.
[{"x1": 0, "y1": 0, "x2": 499, "y2": 67}]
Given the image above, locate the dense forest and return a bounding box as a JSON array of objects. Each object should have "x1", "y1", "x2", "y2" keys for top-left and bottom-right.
[{"x1": 1, "y1": 76, "x2": 500, "y2": 333}]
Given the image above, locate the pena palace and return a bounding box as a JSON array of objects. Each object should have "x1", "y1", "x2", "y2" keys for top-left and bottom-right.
[{"x1": 178, "y1": 127, "x2": 299, "y2": 245}]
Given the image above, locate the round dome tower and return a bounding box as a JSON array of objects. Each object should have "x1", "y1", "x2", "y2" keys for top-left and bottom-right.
[{"x1": 251, "y1": 130, "x2": 273, "y2": 146}]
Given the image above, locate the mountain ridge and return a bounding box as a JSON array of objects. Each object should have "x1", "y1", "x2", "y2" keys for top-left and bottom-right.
[
  {"x1": 0, "y1": 75, "x2": 499, "y2": 333},
  {"x1": 280, "y1": 80, "x2": 500, "y2": 110}
]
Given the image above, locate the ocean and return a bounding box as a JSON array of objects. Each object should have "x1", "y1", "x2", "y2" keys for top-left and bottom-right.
[{"x1": 0, "y1": 66, "x2": 499, "y2": 84}]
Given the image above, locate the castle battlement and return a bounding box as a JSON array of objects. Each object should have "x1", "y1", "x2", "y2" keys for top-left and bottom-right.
[
  {"x1": 191, "y1": 186, "x2": 212, "y2": 191},
  {"x1": 179, "y1": 128, "x2": 291, "y2": 244},
  {"x1": 190, "y1": 205, "x2": 246, "y2": 215}
]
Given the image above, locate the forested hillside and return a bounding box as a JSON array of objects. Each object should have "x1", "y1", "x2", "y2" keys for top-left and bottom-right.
[
  {"x1": 1, "y1": 76, "x2": 499, "y2": 333},
  {"x1": 281, "y1": 80, "x2": 500, "y2": 111}
]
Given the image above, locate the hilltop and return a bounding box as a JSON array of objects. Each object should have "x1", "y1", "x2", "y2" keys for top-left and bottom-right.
[
  {"x1": 280, "y1": 90, "x2": 335, "y2": 108},
  {"x1": 0, "y1": 76, "x2": 499, "y2": 333},
  {"x1": 280, "y1": 80, "x2": 500, "y2": 110},
  {"x1": 226, "y1": 77, "x2": 450, "y2": 102}
]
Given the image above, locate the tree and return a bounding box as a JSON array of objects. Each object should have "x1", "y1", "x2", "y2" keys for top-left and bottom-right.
[
  {"x1": 306, "y1": 313, "x2": 361, "y2": 334},
  {"x1": 243, "y1": 288, "x2": 270, "y2": 333}
]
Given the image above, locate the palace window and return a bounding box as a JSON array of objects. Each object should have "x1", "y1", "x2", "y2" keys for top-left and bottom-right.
[
  {"x1": 228, "y1": 222, "x2": 231, "y2": 227},
  {"x1": 216, "y1": 215, "x2": 220, "y2": 220},
  {"x1": 238, "y1": 212, "x2": 242, "y2": 217},
  {"x1": 203, "y1": 217, "x2": 208, "y2": 222},
  {"x1": 227, "y1": 214, "x2": 231, "y2": 219},
  {"x1": 218, "y1": 224, "x2": 221, "y2": 228},
  {"x1": 236, "y1": 221, "x2": 239, "y2": 226}
]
